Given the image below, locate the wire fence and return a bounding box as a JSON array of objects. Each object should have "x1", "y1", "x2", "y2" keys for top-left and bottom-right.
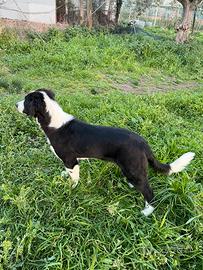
[{"x1": 121, "y1": 4, "x2": 203, "y2": 31}]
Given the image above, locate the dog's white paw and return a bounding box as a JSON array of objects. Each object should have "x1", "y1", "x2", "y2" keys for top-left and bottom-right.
[
  {"x1": 61, "y1": 170, "x2": 69, "y2": 178},
  {"x1": 61, "y1": 171, "x2": 79, "y2": 188},
  {"x1": 71, "y1": 180, "x2": 79, "y2": 189},
  {"x1": 128, "y1": 182, "x2": 134, "y2": 188},
  {"x1": 141, "y1": 201, "x2": 155, "y2": 217}
]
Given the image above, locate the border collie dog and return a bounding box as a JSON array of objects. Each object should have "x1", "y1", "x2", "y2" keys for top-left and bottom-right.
[{"x1": 16, "y1": 89, "x2": 195, "y2": 216}]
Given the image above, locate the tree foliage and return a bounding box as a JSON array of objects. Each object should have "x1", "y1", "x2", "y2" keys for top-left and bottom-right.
[{"x1": 125, "y1": 0, "x2": 153, "y2": 16}]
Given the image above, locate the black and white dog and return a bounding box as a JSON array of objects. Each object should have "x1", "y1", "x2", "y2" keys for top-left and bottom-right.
[{"x1": 16, "y1": 89, "x2": 195, "y2": 216}]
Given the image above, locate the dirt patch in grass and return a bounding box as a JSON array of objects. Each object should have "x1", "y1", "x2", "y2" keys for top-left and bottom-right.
[
  {"x1": 0, "y1": 18, "x2": 66, "y2": 33},
  {"x1": 115, "y1": 75, "x2": 201, "y2": 94}
]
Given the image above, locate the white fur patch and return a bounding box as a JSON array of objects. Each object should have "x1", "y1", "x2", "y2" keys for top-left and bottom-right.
[
  {"x1": 67, "y1": 165, "x2": 79, "y2": 180},
  {"x1": 128, "y1": 182, "x2": 134, "y2": 188},
  {"x1": 141, "y1": 201, "x2": 154, "y2": 216},
  {"x1": 169, "y1": 152, "x2": 195, "y2": 175},
  {"x1": 61, "y1": 170, "x2": 69, "y2": 177},
  {"x1": 40, "y1": 91, "x2": 74, "y2": 129},
  {"x1": 36, "y1": 118, "x2": 40, "y2": 127},
  {"x1": 66, "y1": 165, "x2": 80, "y2": 188},
  {"x1": 16, "y1": 100, "x2": 24, "y2": 113}
]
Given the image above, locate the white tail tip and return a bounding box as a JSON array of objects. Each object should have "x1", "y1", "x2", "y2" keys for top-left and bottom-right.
[{"x1": 169, "y1": 152, "x2": 195, "y2": 175}]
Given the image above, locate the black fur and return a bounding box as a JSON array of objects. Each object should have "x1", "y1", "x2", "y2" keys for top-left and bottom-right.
[{"x1": 19, "y1": 90, "x2": 171, "y2": 205}]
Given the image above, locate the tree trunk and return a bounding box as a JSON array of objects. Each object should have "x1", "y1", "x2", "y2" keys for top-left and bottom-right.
[
  {"x1": 79, "y1": 0, "x2": 84, "y2": 25},
  {"x1": 191, "y1": 6, "x2": 197, "y2": 33},
  {"x1": 153, "y1": 5, "x2": 159, "y2": 26},
  {"x1": 115, "y1": 0, "x2": 122, "y2": 24},
  {"x1": 108, "y1": 0, "x2": 114, "y2": 21},
  {"x1": 105, "y1": 0, "x2": 110, "y2": 15},
  {"x1": 176, "y1": 0, "x2": 195, "y2": 43},
  {"x1": 87, "y1": 0, "x2": 93, "y2": 29},
  {"x1": 65, "y1": 0, "x2": 69, "y2": 23}
]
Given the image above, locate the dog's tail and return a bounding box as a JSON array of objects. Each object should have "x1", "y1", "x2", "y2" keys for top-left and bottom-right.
[{"x1": 146, "y1": 148, "x2": 195, "y2": 175}]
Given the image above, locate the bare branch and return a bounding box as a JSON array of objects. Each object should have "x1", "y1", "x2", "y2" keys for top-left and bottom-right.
[{"x1": 176, "y1": 0, "x2": 187, "y2": 7}]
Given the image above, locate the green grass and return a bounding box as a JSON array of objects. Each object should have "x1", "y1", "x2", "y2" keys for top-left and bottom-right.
[{"x1": 0, "y1": 27, "x2": 203, "y2": 269}]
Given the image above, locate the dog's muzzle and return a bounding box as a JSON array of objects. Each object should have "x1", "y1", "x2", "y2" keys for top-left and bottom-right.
[{"x1": 16, "y1": 100, "x2": 24, "y2": 113}]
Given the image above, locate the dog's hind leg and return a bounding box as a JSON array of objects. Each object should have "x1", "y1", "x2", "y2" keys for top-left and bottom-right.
[
  {"x1": 136, "y1": 179, "x2": 154, "y2": 217},
  {"x1": 125, "y1": 171, "x2": 155, "y2": 216},
  {"x1": 123, "y1": 168, "x2": 155, "y2": 216},
  {"x1": 118, "y1": 153, "x2": 155, "y2": 216}
]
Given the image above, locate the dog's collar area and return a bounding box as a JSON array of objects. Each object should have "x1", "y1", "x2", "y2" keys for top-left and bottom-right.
[
  {"x1": 48, "y1": 114, "x2": 75, "y2": 129},
  {"x1": 40, "y1": 91, "x2": 74, "y2": 129}
]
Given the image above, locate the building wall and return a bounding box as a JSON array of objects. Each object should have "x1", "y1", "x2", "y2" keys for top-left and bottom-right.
[{"x1": 0, "y1": 0, "x2": 56, "y2": 24}]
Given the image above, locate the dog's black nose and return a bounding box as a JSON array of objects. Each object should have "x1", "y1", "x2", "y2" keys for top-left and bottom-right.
[{"x1": 15, "y1": 103, "x2": 18, "y2": 108}]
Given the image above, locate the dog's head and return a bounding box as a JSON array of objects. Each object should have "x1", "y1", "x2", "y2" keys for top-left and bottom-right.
[{"x1": 16, "y1": 89, "x2": 55, "y2": 117}]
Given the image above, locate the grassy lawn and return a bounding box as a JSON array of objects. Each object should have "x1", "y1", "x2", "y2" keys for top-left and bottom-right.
[{"x1": 0, "y1": 27, "x2": 203, "y2": 269}]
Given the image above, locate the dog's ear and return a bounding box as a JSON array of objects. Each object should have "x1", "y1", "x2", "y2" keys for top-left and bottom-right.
[
  {"x1": 43, "y1": 89, "x2": 55, "y2": 100},
  {"x1": 36, "y1": 89, "x2": 55, "y2": 100},
  {"x1": 33, "y1": 97, "x2": 45, "y2": 117},
  {"x1": 27, "y1": 100, "x2": 36, "y2": 116}
]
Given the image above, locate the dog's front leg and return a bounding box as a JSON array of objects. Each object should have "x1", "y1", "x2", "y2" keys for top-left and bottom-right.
[
  {"x1": 66, "y1": 164, "x2": 80, "y2": 188},
  {"x1": 61, "y1": 159, "x2": 80, "y2": 188}
]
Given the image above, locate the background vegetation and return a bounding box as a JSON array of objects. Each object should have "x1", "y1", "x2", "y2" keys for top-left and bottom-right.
[{"x1": 0, "y1": 27, "x2": 202, "y2": 269}]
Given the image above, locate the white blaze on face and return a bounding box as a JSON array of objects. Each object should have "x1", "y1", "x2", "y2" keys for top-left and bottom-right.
[
  {"x1": 40, "y1": 91, "x2": 74, "y2": 129},
  {"x1": 16, "y1": 100, "x2": 25, "y2": 113}
]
